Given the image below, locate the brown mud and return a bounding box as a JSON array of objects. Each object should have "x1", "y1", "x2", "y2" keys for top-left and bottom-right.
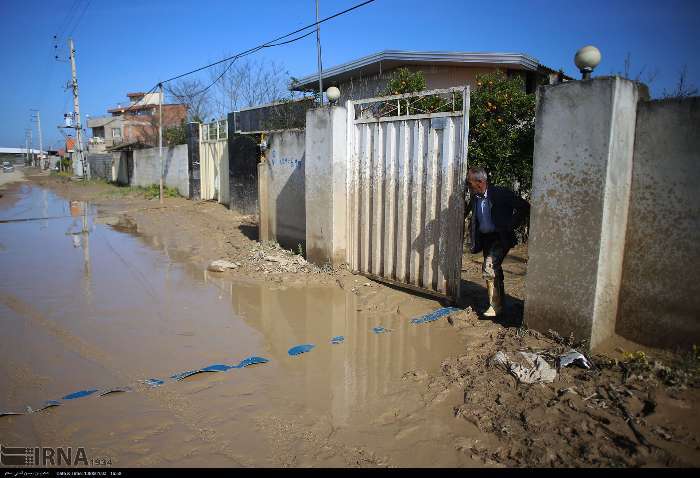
[{"x1": 0, "y1": 169, "x2": 697, "y2": 468}]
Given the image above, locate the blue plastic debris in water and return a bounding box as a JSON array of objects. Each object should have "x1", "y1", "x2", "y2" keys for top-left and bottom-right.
[
  {"x1": 170, "y1": 370, "x2": 201, "y2": 381},
  {"x1": 99, "y1": 387, "x2": 131, "y2": 397},
  {"x1": 288, "y1": 344, "x2": 315, "y2": 356},
  {"x1": 331, "y1": 336, "x2": 345, "y2": 344},
  {"x1": 200, "y1": 363, "x2": 235, "y2": 373},
  {"x1": 0, "y1": 411, "x2": 24, "y2": 417},
  {"x1": 410, "y1": 307, "x2": 461, "y2": 325},
  {"x1": 29, "y1": 400, "x2": 62, "y2": 413},
  {"x1": 172, "y1": 363, "x2": 236, "y2": 381},
  {"x1": 235, "y1": 356, "x2": 270, "y2": 368},
  {"x1": 62, "y1": 389, "x2": 98, "y2": 400},
  {"x1": 143, "y1": 378, "x2": 165, "y2": 387},
  {"x1": 372, "y1": 326, "x2": 390, "y2": 334}
]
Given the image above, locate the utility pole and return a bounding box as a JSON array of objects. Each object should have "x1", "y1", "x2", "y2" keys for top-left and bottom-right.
[
  {"x1": 69, "y1": 38, "x2": 89, "y2": 179},
  {"x1": 315, "y1": 0, "x2": 324, "y2": 105},
  {"x1": 25, "y1": 128, "x2": 33, "y2": 166},
  {"x1": 159, "y1": 83, "x2": 164, "y2": 204},
  {"x1": 31, "y1": 110, "x2": 44, "y2": 169}
]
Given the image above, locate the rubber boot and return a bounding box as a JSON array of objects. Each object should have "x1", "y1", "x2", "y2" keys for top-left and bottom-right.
[{"x1": 483, "y1": 279, "x2": 503, "y2": 317}]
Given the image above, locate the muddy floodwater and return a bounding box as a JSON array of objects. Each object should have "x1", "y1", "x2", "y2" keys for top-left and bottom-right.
[{"x1": 0, "y1": 183, "x2": 473, "y2": 467}]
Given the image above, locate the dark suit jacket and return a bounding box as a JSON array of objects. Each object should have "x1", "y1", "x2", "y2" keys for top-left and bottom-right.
[{"x1": 465, "y1": 185, "x2": 530, "y2": 254}]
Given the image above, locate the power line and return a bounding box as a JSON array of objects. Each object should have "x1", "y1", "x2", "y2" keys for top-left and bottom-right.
[
  {"x1": 79, "y1": 0, "x2": 375, "y2": 139},
  {"x1": 175, "y1": 29, "x2": 318, "y2": 101},
  {"x1": 66, "y1": 0, "x2": 92, "y2": 38},
  {"x1": 160, "y1": 0, "x2": 375, "y2": 85},
  {"x1": 56, "y1": 0, "x2": 83, "y2": 40}
]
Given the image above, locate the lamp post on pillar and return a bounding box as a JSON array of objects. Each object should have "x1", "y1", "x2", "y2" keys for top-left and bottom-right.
[
  {"x1": 326, "y1": 86, "x2": 340, "y2": 106},
  {"x1": 574, "y1": 45, "x2": 602, "y2": 80}
]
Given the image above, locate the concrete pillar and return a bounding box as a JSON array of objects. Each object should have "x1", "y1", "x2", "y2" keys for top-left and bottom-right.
[
  {"x1": 305, "y1": 106, "x2": 347, "y2": 266},
  {"x1": 524, "y1": 77, "x2": 648, "y2": 350}
]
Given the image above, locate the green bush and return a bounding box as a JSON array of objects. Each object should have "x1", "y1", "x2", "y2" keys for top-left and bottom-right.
[{"x1": 382, "y1": 69, "x2": 536, "y2": 197}]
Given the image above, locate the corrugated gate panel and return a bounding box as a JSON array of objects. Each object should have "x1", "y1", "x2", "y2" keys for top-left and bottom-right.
[{"x1": 348, "y1": 87, "x2": 469, "y2": 301}]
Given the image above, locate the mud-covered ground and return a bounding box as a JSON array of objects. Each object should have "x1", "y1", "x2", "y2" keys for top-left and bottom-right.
[{"x1": 7, "y1": 170, "x2": 699, "y2": 468}]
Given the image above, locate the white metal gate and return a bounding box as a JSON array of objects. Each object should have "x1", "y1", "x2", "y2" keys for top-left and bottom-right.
[
  {"x1": 347, "y1": 87, "x2": 470, "y2": 301},
  {"x1": 199, "y1": 119, "x2": 229, "y2": 204}
]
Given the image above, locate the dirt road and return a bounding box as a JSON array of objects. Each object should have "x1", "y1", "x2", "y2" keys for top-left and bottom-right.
[{"x1": 1, "y1": 170, "x2": 697, "y2": 467}]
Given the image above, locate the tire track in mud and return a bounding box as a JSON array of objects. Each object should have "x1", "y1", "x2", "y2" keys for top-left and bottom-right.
[{"x1": 0, "y1": 291, "x2": 261, "y2": 463}]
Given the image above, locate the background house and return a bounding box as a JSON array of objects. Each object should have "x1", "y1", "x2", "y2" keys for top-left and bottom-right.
[
  {"x1": 289, "y1": 50, "x2": 567, "y2": 103},
  {"x1": 87, "y1": 92, "x2": 187, "y2": 153}
]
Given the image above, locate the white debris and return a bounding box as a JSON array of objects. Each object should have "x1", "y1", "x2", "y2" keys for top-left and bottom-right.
[
  {"x1": 557, "y1": 349, "x2": 593, "y2": 369},
  {"x1": 489, "y1": 351, "x2": 557, "y2": 384},
  {"x1": 207, "y1": 260, "x2": 240, "y2": 272}
]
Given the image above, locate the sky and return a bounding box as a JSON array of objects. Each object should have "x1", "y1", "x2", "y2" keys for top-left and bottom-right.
[{"x1": 1, "y1": 0, "x2": 698, "y2": 149}]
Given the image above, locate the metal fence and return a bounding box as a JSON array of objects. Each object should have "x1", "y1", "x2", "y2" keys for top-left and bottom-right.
[{"x1": 346, "y1": 87, "x2": 470, "y2": 301}]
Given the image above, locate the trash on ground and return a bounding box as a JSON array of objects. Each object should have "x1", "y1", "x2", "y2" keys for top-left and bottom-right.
[
  {"x1": 558, "y1": 350, "x2": 593, "y2": 369},
  {"x1": 250, "y1": 242, "x2": 321, "y2": 274},
  {"x1": 235, "y1": 356, "x2": 270, "y2": 368},
  {"x1": 98, "y1": 387, "x2": 131, "y2": 396},
  {"x1": 207, "y1": 260, "x2": 240, "y2": 272},
  {"x1": 288, "y1": 344, "x2": 315, "y2": 356},
  {"x1": 62, "y1": 389, "x2": 98, "y2": 400},
  {"x1": 142, "y1": 378, "x2": 165, "y2": 387},
  {"x1": 331, "y1": 336, "x2": 345, "y2": 344},
  {"x1": 490, "y1": 351, "x2": 556, "y2": 384},
  {"x1": 411, "y1": 307, "x2": 462, "y2": 325}
]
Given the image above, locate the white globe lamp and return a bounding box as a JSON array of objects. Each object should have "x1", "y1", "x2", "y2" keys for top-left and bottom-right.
[
  {"x1": 574, "y1": 45, "x2": 602, "y2": 80},
  {"x1": 326, "y1": 86, "x2": 341, "y2": 105}
]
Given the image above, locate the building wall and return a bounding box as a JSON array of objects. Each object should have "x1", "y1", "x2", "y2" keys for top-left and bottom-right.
[
  {"x1": 86, "y1": 153, "x2": 115, "y2": 180},
  {"x1": 131, "y1": 144, "x2": 189, "y2": 197},
  {"x1": 258, "y1": 129, "x2": 306, "y2": 250},
  {"x1": 123, "y1": 105, "x2": 187, "y2": 146},
  {"x1": 617, "y1": 97, "x2": 700, "y2": 349}
]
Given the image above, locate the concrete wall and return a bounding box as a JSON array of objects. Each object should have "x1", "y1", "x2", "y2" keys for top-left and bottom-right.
[
  {"x1": 305, "y1": 106, "x2": 347, "y2": 266},
  {"x1": 87, "y1": 153, "x2": 114, "y2": 180},
  {"x1": 258, "y1": 129, "x2": 306, "y2": 250},
  {"x1": 524, "y1": 77, "x2": 646, "y2": 349},
  {"x1": 131, "y1": 145, "x2": 189, "y2": 197},
  {"x1": 617, "y1": 97, "x2": 700, "y2": 349},
  {"x1": 525, "y1": 76, "x2": 700, "y2": 351}
]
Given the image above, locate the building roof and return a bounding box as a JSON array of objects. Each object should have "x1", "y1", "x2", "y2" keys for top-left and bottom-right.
[
  {"x1": 0, "y1": 147, "x2": 46, "y2": 155},
  {"x1": 291, "y1": 50, "x2": 550, "y2": 91}
]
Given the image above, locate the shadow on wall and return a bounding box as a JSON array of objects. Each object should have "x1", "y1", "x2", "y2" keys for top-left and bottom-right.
[
  {"x1": 275, "y1": 157, "x2": 306, "y2": 252},
  {"x1": 229, "y1": 134, "x2": 259, "y2": 214}
]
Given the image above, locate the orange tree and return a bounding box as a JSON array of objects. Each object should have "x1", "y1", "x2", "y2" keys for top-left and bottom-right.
[{"x1": 468, "y1": 71, "x2": 536, "y2": 197}]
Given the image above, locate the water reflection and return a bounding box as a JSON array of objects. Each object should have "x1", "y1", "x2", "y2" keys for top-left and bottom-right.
[{"x1": 67, "y1": 200, "x2": 93, "y2": 304}]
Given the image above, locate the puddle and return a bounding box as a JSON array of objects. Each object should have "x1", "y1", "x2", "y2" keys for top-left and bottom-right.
[{"x1": 0, "y1": 183, "x2": 468, "y2": 466}]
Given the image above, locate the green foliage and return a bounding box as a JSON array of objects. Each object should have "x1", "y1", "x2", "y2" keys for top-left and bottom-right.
[
  {"x1": 164, "y1": 122, "x2": 188, "y2": 146},
  {"x1": 385, "y1": 68, "x2": 426, "y2": 95},
  {"x1": 142, "y1": 184, "x2": 180, "y2": 199},
  {"x1": 468, "y1": 72, "x2": 536, "y2": 196}
]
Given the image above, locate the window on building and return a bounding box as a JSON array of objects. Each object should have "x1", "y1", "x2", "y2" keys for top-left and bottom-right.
[{"x1": 112, "y1": 128, "x2": 122, "y2": 138}]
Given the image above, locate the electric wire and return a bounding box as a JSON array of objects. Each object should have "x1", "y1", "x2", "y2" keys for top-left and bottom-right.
[{"x1": 66, "y1": 0, "x2": 92, "y2": 38}]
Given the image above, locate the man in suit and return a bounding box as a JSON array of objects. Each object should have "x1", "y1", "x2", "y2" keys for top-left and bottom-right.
[{"x1": 465, "y1": 166, "x2": 530, "y2": 317}]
